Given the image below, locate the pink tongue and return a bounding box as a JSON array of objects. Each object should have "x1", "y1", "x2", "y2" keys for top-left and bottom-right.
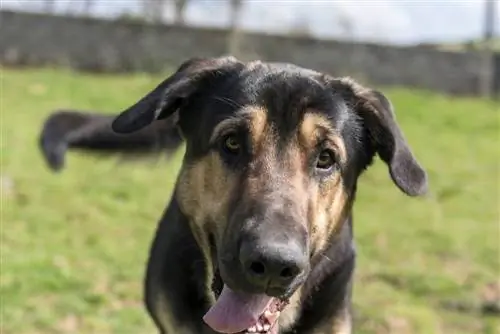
[{"x1": 203, "y1": 284, "x2": 273, "y2": 333}]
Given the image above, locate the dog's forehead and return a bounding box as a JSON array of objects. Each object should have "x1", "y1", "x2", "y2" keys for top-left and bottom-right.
[
  {"x1": 237, "y1": 65, "x2": 349, "y2": 134},
  {"x1": 187, "y1": 63, "x2": 353, "y2": 151}
]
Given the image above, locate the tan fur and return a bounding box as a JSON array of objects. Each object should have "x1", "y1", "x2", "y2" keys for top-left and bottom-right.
[
  {"x1": 244, "y1": 107, "x2": 280, "y2": 200},
  {"x1": 300, "y1": 112, "x2": 347, "y2": 164},
  {"x1": 279, "y1": 286, "x2": 304, "y2": 331},
  {"x1": 154, "y1": 288, "x2": 182, "y2": 333},
  {"x1": 175, "y1": 151, "x2": 239, "y2": 304},
  {"x1": 244, "y1": 109, "x2": 351, "y2": 256},
  {"x1": 240, "y1": 110, "x2": 352, "y2": 329},
  {"x1": 176, "y1": 152, "x2": 238, "y2": 230},
  {"x1": 299, "y1": 111, "x2": 353, "y2": 332},
  {"x1": 229, "y1": 135, "x2": 308, "y2": 334},
  {"x1": 175, "y1": 106, "x2": 353, "y2": 329},
  {"x1": 175, "y1": 106, "x2": 270, "y2": 305},
  {"x1": 299, "y1": 113, "x2": 350, "y2": 255},
  {"x1": 312, "y1": 306, "x2": 352, "y2": 334},
  {"x1": 248, "y1": 106, "x2": 268, "y2": 148},
  {"x1": 210, "y1": 106, "x2": 267, "y2": 145}
]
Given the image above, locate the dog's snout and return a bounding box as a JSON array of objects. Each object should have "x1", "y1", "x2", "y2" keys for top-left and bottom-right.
[{"x1": 239, "y1": 238, "x2": 308, "y2": 294}]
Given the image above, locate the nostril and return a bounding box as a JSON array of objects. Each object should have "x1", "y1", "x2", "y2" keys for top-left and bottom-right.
[
  {"x1": 279, "y1": 266, "x2": 295, "y2": 279},
  {"x1": 249, "y1": 261, "x2": 266, "y2": 276}
]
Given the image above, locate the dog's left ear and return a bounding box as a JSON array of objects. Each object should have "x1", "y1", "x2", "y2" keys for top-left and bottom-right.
[
  {"x1": 111, "y1": 56, "x2": 242, "y2": 134},
  {"x1": 334, "y1": 78, "x2": 428, "y2": 197}
]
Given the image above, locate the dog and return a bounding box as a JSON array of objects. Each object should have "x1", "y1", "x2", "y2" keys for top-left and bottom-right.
[{"x1": 39, "y1": 56, "x2": 428, "y2": 334}]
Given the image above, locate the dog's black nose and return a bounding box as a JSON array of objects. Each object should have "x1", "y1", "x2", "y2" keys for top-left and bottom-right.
[{"x1": 239, "y1": 239, "x2": 307, "y2": 293}]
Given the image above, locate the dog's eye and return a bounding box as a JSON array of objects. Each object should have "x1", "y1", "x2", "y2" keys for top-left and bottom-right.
[
  {"x1": 222, "y1": 134, "x2": 241, "y2": 155},
  {"x1": 316, "y1": 150, "x2": 335, "y2": 170}
]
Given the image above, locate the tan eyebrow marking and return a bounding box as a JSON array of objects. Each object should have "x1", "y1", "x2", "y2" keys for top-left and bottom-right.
[
  {"x1": 209, "y1": 106, "x2": 268, "y2": 145},
  {"x1": 247, "y1": 106, "x2": 268, "y2": 147},
  {"x1": 300, "y1": 112, "x2": 347, "y2": 164}
]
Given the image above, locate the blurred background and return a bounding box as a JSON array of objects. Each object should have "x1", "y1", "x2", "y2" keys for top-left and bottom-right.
[
  {"x1": 1, "y1": 1, "x2": 499, "y2": 334},
  {"x1": 1, "y1": 0, "x2": 500, "y2": 96}
]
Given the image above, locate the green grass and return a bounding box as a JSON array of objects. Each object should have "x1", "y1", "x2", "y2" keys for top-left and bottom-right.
[{"x1": 2, "y1": 66, "x2": 499, "y2": 334}]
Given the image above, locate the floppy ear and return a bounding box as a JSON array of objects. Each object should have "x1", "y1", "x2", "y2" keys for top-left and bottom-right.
[
  {"x1": 111, "y1": 56, "x2": 242, "y2": 134},
  {"x1": 336, "y1": 78, "x2": 428, "y2": 197}
]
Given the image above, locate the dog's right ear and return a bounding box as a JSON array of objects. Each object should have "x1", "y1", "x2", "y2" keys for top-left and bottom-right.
[
  {"x1": 112, "y1": 56, "x2": 242, "y2": 134},
  {"x1": 330, "y1": 77, "x2": 428, "y2": 197}
]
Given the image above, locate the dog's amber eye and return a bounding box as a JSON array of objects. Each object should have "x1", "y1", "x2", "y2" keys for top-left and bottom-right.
[
  {"x1": 222, "y1": 134, "x2": 241, "y2": 154},
  {"x1": 316, "y1": 150, "x2": 335, "y2": 170}
]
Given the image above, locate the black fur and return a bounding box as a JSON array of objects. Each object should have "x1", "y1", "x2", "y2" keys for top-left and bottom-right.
[
  {"x1": 39, "y1": 57, "x2": 428, "y2": 334},
  {"x1": 145, "y1": 197, "x2": 214, "y2": 333},
  {"x1": 39, "y1": 110, "x2": 183, "y2": 171}
]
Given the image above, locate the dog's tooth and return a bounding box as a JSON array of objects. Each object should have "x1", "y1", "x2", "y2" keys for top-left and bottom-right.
[
  {"x1": 256, "y1": 323, "x2": 264, "y2": 331},
  {"x1": 248, "y1": 325, "x2": 257, "y2": 333},
  {"x1": 264, "y1": 310, "x2": 280, "y2": 321},
  {"x1": 263, "y1": 324, "x2": 271, "y2": 331}
]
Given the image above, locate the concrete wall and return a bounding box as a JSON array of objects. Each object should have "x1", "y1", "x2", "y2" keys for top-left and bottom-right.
[{"x1": 1, "y1": 10, "x2": 498, "y2": 97}]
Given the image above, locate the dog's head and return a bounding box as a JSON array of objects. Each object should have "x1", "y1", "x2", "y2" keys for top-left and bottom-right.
[{"x1": 112, "y1": 56, "x2": 427, "y2": 333}]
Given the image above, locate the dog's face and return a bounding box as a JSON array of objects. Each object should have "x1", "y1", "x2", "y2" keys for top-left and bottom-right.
[{"x1": 112, "y1": 57, "x2": 427, "y2": 333}]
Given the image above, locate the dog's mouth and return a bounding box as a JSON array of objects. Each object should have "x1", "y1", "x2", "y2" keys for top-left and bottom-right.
[
  {"x1": 203, "y1": 237, "x2": 292, "y2": 333},
  {"x1": 203, "y1": 283, "x2": 289, "y2": 334}
]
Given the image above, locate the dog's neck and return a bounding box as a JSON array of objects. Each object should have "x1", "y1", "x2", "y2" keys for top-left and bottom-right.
[{"x1": 302, "y1": 216, "x2": 355, "y2": 299}]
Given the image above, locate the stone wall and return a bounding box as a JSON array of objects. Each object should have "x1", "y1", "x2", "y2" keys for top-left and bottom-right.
[{"x1": 1, "y1": 10, "x2": 498, "y2": 97}]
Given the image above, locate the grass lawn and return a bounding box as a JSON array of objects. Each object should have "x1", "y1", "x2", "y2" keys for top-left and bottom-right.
[{"x1": 2, "y1": 66, "x2": 499, "y2": 334}]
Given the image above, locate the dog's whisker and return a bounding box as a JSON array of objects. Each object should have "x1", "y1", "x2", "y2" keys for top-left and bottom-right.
[
  {"x1": 212, "y1": 96, "x2": 243, "y2": 109},
  {"x1": 320, "y1": 253, "x2": 334, "y2": 263}
]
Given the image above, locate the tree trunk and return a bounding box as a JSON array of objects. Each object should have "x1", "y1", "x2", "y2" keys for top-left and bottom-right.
[
  {"x1": 44, "y1": 0, "x2": 55, "y2": 13},
  {"x1": 479, "y1": 0, "x2": 497, "y2": 98},
  {"x1": 142, "y1": 0, "x2": 165, "y2": 23},
  {"x1": 173, "y1": 0, "x2": 188, "y2": 25},
  {"x1": 227, "y1": 0, "x2": 243, "y2": 56},
  {"x1": 83, "y1": 0, "x2": 93, "y2": 16}
]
